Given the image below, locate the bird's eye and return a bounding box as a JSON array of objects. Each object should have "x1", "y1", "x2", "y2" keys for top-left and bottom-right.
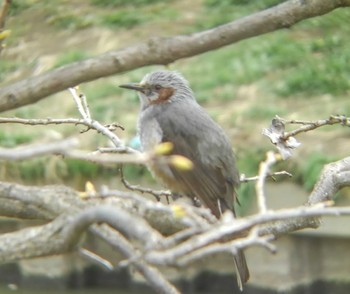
[{"x1": 154, "y1": 84, "x2": 162, "y2": 91}]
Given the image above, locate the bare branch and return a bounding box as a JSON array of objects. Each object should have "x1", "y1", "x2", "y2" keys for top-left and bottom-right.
[
  {"x1": 0, "y1": 182, "x2": 81, "y2": 220},
  {"x1": 0, "y1": 205, "x2": 162, "y2": 262},
  {"x1": 0, "y1": 0, "x2": 10, "y2": 29},
  {"x1": 240, "y1": 171, "x2": 292, "y2": 183},
  {"x1": 0, "y1": 181, "x2": 189, "y2": 234},
  {"x1": 0, "y1": 116, "x2": 134, "y2": 155},
  {"x1": 0, "y1": 137, "x2": 79, "y2": 160},
  {"x1": 67, "y1": 87, "x2": 127, "y2": 148},
  {"x1": 62, "y1": 206, "x2": 163, "y2": 249},
  {"x1": 308, "y1": 156, "x2": 350, "y2": 204},
  {"x1": 0, "y1": 163, "x2": 349, "y2": 292},
  {"x1": 62, "y1": 149, "x2": 148, "y2": 165},
  {"x1": 120, "y1": 165, "x2": 171, "y2": 201},
  {"x1": 0, "y1": 0, "x2": 349, "y2": 112},
  {"x1": 69, "y1": 87, "x2": 91, "y2": 120},
  {"x1": 264, "y1": 115, "x2": 350, "y2": 158},
  {"x1": 0, "y1": 204, "x2": 180, "y2": 293},
  {"x1": 0, "y1": 213, "x2": 76, "y2": 263},
  {"x1": 0, "y1": 117, "x2": 125, "y2": 132},
  {"x1": 91, "y1": 226, "x2": 180, "y2": 294},
  {"x1": 78, "y1": 248, "x2": 114, "y2": 271},
  {"x1": 0, "y1": 0, "x2": 11, "y2": 55},
  {"x1": 282, "y1": 115, "x2": 350, "y2": 139},
  {"x1": 256, "y1": 152, "x2": 279, "y2": 213},
  {"x1": 145, "y1": 203, "x2": 350, "y2": 267},
  {"x1": 177, "y1": 233, "x2": 276, "y2": 267}
]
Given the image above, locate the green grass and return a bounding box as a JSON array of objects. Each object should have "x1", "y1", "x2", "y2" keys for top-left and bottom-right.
[
  {"x1": 1, "y1": 0, "x2": 349, "y2": 188},
  {"x1": 100, "y1": 3, "x2": 179, "y2": 28},
  {"x1": 82, "y1": 81, "x2": 139, "y2": 123},
  {"x1": 0, "y1": 60, "x2": 19, "y2": 81},
  {"x1": 89, "y1": 0, "x2": 172, "y2": 7},
  {"x1": 47, "y1": 13, "x2": 94, "y2": 30},
  {"x1": 187, "y1": 1, "x2": 350, "y2": 99},
  {"x1": 4, "y1": 157, "x2": 120, "y2": 185},
  {"x1": 236, "y1": 148, "x2": 268, "y2": 215},
  {"x1": 53, "y1": 50, "x2": 90, "y2": 68},
  {"x1": 0, "y1": 130, "x2": 34, "y2": 148},
  {"x1": 298, "y1": 153, "x2": 339, "y2": 191},
  {"x1": 204, "y1": 0, "x2": 284, "y2": 9},
  {"x1": 101, "y1": 10, "x2": 148, "y2": 28},
  {"x1": 85, "y1": 82, "x2": 122, "y2": 101},
  {"x1": 7, "y1": 0, "x2": 30, "y2": 16},
  {"x1": 19, "y1": 159, "x2": 45, "y2": 182},
  {"x1": 243, "y1": 105, "x2": 286, "y2": 120},
  {"x1": 196, "y1": 0, "x2": 285, "y2": 30}
]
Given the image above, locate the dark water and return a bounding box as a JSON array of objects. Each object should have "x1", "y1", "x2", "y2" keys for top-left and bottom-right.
[
  {"x1": 1, "y1": 281, "x2": 350, "y2": 294},
  {"x1": 0, "y1": 288, "x2": 127, "y2": 294},
  {"x1": 1, "y1": 271, "x2": 350, "y2": 294}
]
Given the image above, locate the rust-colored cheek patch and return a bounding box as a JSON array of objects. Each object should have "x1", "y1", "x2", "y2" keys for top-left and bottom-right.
[{"x1": 151, "y1": 87, "x2": 175, "y2": 104}]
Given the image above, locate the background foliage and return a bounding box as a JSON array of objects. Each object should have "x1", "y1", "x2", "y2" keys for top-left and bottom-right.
[{"x1": 1, "y1": 0, "x2": 349, "y2": 207}]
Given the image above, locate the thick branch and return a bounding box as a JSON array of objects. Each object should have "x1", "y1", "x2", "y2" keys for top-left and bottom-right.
[
  {"x1": 0, "y1": 206, "x2": 158, "y2": 262},
  {"x1": 62, "y1": 206, "x2": 162, "y2": 249},
  {"x1": 145, "y1": 204, "x2": 347, "y2": 266},
  {"x1": 0, "y1": 213, "x2": 77, "y2": 263},
  {"x1": 0, "y1": 137, "x2": 79, "y2": 160},
  {"x1": 91, "y1": 226, "x2": 180, "y2": 294},
  {"x1": 0, "y1": 182, "x2": 82, "y2": 219},
  {"x1": 308, "y1": 156, "x2": 350, "y2": 204},
  {"x1": 0, "y1": 181, "x2": 188, "y2": 233},
  {"x1": 0, "y1": 198, "x2": 179, "y2": 292},
  {"x1": 0, "y1": 0, "x2": 349, "y2": 112},
  {"x1": 0, "y1": 162, "x2": 349, "y2": 293}
]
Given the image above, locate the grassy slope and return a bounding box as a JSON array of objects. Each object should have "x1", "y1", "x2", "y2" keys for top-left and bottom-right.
[{"x1": 0, "y1": 0, "x2": 349, "y2": 201}]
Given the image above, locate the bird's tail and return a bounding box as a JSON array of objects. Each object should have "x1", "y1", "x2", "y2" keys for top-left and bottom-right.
[{"x1": 233, "y1": 250, "x2": 250, "y2": 291}]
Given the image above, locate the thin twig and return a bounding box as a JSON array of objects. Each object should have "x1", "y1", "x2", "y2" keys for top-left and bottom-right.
[
  {"x1": 120, "y1": 166, "x2": 171, "y2": 201},
  {"x1": 0, "y1": 0, "x2": 11, "y2": 56},
  {"x1": 79, "y1": 248, "x2": 114, "y2": 271},
  {"x1": 79, "y1": 92, "x2": 91, "y2": 120},
  {"x1": 177, "y1": 234, "x2": 275, "y2": 267},
  {"x1": 69, "y1": 87, "x2": 90, "y2": 120},
  {"x1": 240, "y1": 171, "x2": 292, "y2": 183},
  {"x1": 0, "y1": 117, "x2": 126, "y2": 135},
  {"x1": 256, "y1": 152, "x2": 279, "y2": 213},
  {"x1": 0, "y1": 0, "x2": 10, "y2": 29},
  {"x1": 281, "y1": 115, "x2": 350, "y2": 140},
  {"x1": 145, "y1": 202, "x2": 350, "y2": 267},
  {"x1": 98, "y1": 146, "x2": 138, "y2": 154},
  {"x1": 0, "y1": 117, "x2": 91, "y2": 126},
  {"x1": 90, "y1": 226, "x2": 180, "y2": 294},
  {"x1": 68, "y1": 87, "x2": 127, "y2": 149},
  {"x1": 161, "y1": 227, "x2": 205, "y2": 248}
]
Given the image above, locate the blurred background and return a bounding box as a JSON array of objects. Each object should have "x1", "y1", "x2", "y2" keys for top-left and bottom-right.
[{"x1": 0, "y1": 0, "x2": 349, "y2": 293}]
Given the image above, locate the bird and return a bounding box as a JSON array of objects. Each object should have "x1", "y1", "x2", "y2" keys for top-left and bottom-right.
[{"x1": 119, "y1": 70, "x2": 249, "y2": 289}]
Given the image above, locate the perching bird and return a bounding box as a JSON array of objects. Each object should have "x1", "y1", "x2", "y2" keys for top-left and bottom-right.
[{"x1": 120, "y1": 70, "x2": 249, "y2": 289}]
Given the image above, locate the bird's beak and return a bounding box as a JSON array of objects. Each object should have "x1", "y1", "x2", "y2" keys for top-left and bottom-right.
[{"x1": 119, "y1": 83, "x2": 145, "y2": 92}]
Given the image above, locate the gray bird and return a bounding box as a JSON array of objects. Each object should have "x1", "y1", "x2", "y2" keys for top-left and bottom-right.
[{"x1": 120, "y1": 70, "x2": 249, "y2": 289}]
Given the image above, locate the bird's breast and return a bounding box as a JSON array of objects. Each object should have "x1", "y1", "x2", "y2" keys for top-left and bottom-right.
[{"x1": 138, "y1": 114, "x2": 163, "y2": 152}]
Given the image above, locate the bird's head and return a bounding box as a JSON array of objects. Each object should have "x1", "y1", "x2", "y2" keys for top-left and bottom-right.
[{"x1": 119, "y1": 70, "x2": 195, "y2": 109}]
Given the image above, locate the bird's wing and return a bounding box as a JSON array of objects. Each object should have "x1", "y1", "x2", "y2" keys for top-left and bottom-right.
[
  {"x1": 156, "y1": 103, "x2": 239, "y2": 218},
  {"x1": 154, "y1": 103, "x2": 250, "y2": 287}
]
